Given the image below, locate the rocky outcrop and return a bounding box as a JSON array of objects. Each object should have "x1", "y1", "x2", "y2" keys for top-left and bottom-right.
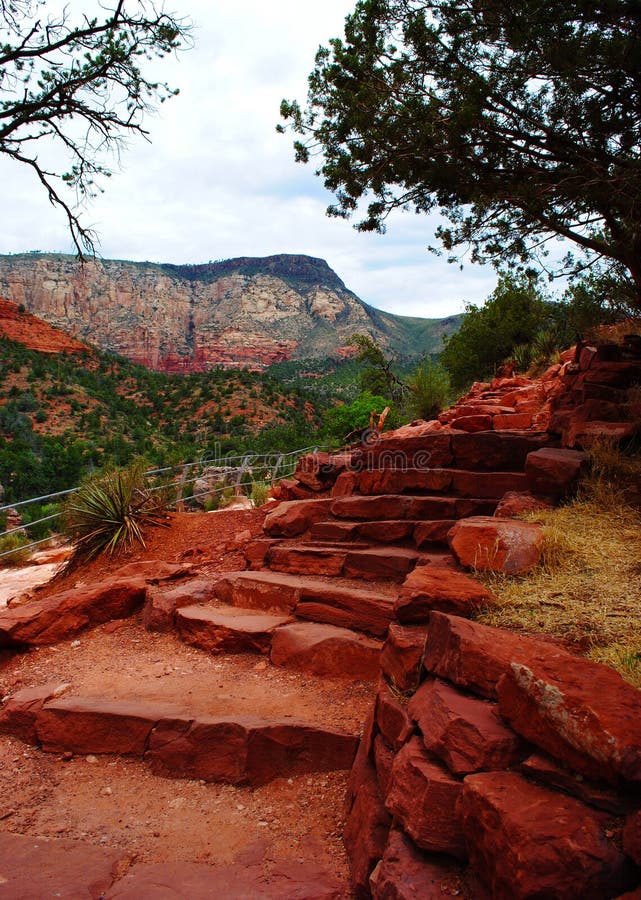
[{"x1": 0, "y1": 253, "x2": 461, "y2": 371}]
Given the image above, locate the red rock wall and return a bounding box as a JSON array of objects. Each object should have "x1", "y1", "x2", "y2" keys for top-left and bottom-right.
[{"x1": 345, "y1": 612, "x2": 641, "y2": 898}]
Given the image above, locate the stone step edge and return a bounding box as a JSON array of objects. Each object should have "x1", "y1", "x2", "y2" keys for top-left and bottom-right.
[
  {"x1": 174, "y1": 606, "x2": 384, "y2": 680},
  {"x1": 333, "y1": 468, "x2": 530, "y2": 500},
  {"x1": 308, "y1": 519, "x2": 456, "y2": 547},
  {"x1": 0, "y1": 690, "x2": 358, "y2": 786},
  {"x1": 213, "y1": 570, "x2": 399, "y2": 638}
]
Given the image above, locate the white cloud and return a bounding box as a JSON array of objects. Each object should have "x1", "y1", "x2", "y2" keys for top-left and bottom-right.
[{"x1": 0, "y1": 0, "x2": 499, "y2": 315}]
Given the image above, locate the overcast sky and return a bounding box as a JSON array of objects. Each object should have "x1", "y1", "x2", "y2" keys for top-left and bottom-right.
[{"x1": 0, "y1": 0, "x2": 501, "y2": 319}]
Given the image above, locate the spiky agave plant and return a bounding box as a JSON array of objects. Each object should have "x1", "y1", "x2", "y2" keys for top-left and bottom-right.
[{"x1": 63, "y1": 463, "x2": 167, "y2": 563}]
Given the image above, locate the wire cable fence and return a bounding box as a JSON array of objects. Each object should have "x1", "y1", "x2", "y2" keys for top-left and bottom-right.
[{"x1": 0, "y1": 445, "x2": 325, "y2": 562}]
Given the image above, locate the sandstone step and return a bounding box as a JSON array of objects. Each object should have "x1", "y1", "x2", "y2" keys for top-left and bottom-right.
[
  {"x1": 270, "y1": 621, "x2": 383, "y2": 680},
  {"x1": 330, "y1": 494, "x2": 497, "y2": 521},
  {"x1": 309, "y1": 519, "x2": 416, "y2": 544},
  {"x1": 175, "y1": 605, "x2": 293, "y2": 654},
  {"x1": 353, "y1": 430, "x2": 553, "y2": 472},
  {"x1": 1, "y1": 692, "x2": 358, "y2": 786},
  {"x1": 214, "y1": 571, "x2": 398, "y2": 637},
  {"x1": 333, "y1": 468, "x2": 529, "y2": 500},
  {"x1": 267, "y1": 542, "x2": 429, "y2": 582}
]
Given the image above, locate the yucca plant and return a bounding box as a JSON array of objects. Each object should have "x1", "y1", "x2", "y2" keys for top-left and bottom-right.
[{"x1": 63, "y1": 463, "x2": 167, "y2": 563}]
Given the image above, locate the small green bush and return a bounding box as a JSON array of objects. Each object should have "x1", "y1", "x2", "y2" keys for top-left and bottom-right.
[
  {"x1": 0, "y1": 531, "x2": 31, "y2": 566},
  {"x1": 250, "y1": 482, "x2": 271, "y2": 507},
  {"x1": 406, "y1": 359, "x2": 451, "y2": 421}
]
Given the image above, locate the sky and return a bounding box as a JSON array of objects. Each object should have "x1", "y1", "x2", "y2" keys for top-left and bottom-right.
[{"x1": 0, "y1": 0, "x2": 501, "y2": 319}]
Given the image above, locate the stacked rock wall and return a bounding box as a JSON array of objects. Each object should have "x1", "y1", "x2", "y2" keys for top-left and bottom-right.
[{"x1": 344, "y1": 611, "x2": 641, "y2": 898}]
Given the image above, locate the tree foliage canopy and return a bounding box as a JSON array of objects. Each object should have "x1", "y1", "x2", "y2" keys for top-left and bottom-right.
[
  {"x1": 280, "y1": 0, "x2": 641, "y2": 305},
  {"x1": 1, "y1": 1, "x2": 190, "y2": 253}
]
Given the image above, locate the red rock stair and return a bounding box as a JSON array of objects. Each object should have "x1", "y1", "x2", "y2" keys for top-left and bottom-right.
[{"x1": 164, "y1": 431, "x2": 561, "y2": 682}]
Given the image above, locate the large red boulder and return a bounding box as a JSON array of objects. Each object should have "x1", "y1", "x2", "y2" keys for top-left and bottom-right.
[
  {"x1": 294, "y1": 451, "x2": 350, "y2": 491},
  {"x1": 0, "y1": 577, "x2": 147, "y2": 646},
  {"x1": 395, "y1": 565, "x2": 495, "y2": 621},
  {"x1": 370, "y1": 827, "x2": 464, "y2": 899},
  {"x1": 448, "y1": 516, "x2": 543, "y2": 574},
  {"x1": 423, "y1": 611, "x2": 572, "y2": 700},
  {"x1": 384, "y1": 737, "x2": 466, "y2": 858},
  {"x1": 270, "y1": 621, "x2": 382, "y2": 679},
  {"x1": 380, "y1": 623, "x2": 429, "y2": 692},
  {"x1": 525, "y1": 447, "x2": 589, "y2": 496},
  {"x1": 408, "y1": 678, "x2": 523, "y2": 775},
  {"x1": 460, "y1": 771, "x2": 635, "y2": 899},
  {"x1": 494, "y1": 491, "x2": 551, "y2": 519},
  {"x1": 498, "y1": 657, "x2": 641, "y2": 784},
  {"x1": 263, "y1": 498, "x2": 333, "y2": 536}
]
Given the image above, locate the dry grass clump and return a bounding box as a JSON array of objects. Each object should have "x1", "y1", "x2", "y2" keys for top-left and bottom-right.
[{"x1": 477, "y1": 457, "x2": 641, "y2": 686}]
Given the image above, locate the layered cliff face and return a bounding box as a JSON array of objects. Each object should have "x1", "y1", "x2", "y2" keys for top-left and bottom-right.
[{"x1": 0, "y1": 253, "x2": 459, "y2": 372}]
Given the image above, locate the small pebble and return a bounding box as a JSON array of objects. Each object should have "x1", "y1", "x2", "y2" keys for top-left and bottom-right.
[{"x1": 86, "y1": 755, "x2": 98, "y2": 764}]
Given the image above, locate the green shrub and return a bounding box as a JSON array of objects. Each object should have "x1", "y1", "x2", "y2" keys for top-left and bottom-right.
[
  {"x1": 406, "y1": 359, "x2": 451, "y2": 421},
  {"x1": 63, "y1": 463, "x2": 166, "y2": 562},
  {"x1": 250, "y1": 481, "x2": 271, "y2": 507},
  {"x1": 0, "y1": 531, "x2": 31, "y2": 566}
]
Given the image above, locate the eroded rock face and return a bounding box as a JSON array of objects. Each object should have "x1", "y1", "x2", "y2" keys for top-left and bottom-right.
[{"x1": 0, "y1": 254, "x2": 459, "y2": 370}]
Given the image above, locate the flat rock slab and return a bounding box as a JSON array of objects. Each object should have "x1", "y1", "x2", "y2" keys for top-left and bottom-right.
[
  {"x1": 270, "y1": 621, "x2": 382, "y2": 679},
  {"x1": 395, "y1": 565, "x2": 495, "y2": 621},
  {"x1": 294, "y1": 580, "x2": 398, "y2": 638},
  {"x1": 0, "y1": 577, "x2": 147, "y2": 647},
  {"x1": 448, "y1": 516, "x2": 543, "y2": 574},
  {"x1": 6, "y1": 694, "x2": 359, "y2": 785},
  {"x1": 331, "y1": 495, "x2": 495, "y2": 522},
  {"x1": 143, "y1": 578, "x2": 220, "y2": 632},
  {"x1": 214, "y1": 570, "x2": 303, "y2": 612},
  {"x1": 460, "y1": 771, "x2": 634, "y2": 900},
  {"x1": 176, "y1": 605, "x2": 292, "y2": 654},
  {"x1": 0, "y1": 831, "x2": 127, "y2": 899},
  {"x1": 37, "y1": 697, "x2": 188, "y2": 755},
  {"x1": 105, "y1": 859, "x2": 345, "y2": 899},
  {"x1": 450, "y1": 431, "x2": 553, "y2": 471},
  {"x1": 148, "y1": 715, "x2": 358, "y2": 786},
  {"x1": 268, "y1": 544, "x2": 347, "y2": 577}
]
